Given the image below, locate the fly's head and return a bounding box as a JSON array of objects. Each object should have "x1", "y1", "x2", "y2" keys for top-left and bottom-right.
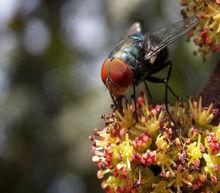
[{"x1": 101, "y1": 58, "x2": 133, "y2": 96}]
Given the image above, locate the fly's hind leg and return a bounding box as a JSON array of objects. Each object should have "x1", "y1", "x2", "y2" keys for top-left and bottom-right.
[
  {"x1": 165, "y1": 61, "x2": 181, "y2": 101},
  {"x1": 143, "y1": 80, "x2": 152, "y2": 103},
  {"x1": 146, "y1": 60, "x2": 180, "y2": 100},
  {"x1": 146, "y1": 75, "x2": 176, "y2": 122},
  {"x1": 145, "y1": 61, "x2": 182, "y2": 135}
]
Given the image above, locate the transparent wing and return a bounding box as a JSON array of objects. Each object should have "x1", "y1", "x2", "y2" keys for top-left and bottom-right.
[
  {"x1": 125, "y1": 22, "x2": 142, "y2": 38},
  {"x1": 144, "y1": 16, "x2": 198, "y2": 60}
]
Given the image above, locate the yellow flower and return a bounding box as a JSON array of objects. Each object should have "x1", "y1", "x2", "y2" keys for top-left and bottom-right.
[
  {"x1": 187, "y1": 135, "x2": 202, "y2": 165},
  {"x1": 136, "y1": 105, "x2": 163, "y2": 138},
  {"x1": 112, "y1": 134, "x2": 134, "y2": 170},
  {"x1": 189, "y1": 97, "x2": 213, "y2": 126},
  {"x1": 213, "y1": 124, "x2": 220, "y2": 142},
  {"x1": 90, "y1": 94, "x2": 220, "y2": 193},
  {"x1": 156, "y1": 134, "x2": 170, "y2": 151},
  {"x1": 203, "y1": 153, "x2": 220, "y2": 176},
  {"x1": 156, "y1": 151, "x2": 176, "y2": 176},
  {"x1": 181, "y1": 0, "x2": 220, "y2": 57},
  {"x1": 168, "y1": 169, "x2": 192, "y2": 193}
]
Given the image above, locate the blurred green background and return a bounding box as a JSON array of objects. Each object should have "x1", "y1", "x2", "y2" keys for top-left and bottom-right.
[{"x1": 0, "y1": 0, "x2": 216, "y2": 193}]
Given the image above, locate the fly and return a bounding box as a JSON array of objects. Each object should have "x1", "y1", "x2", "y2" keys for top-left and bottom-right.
[{"x1": 101, "y1": 17, "x2": 198, "y2": 114}]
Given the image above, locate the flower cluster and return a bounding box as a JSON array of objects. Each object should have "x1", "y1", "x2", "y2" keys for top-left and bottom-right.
[
  {"x1": 181, "y1": 0, "x2": 220, "y2": 57},
  {"x1": 90, "y1": 94, "x2": 220, "y2": 193}
]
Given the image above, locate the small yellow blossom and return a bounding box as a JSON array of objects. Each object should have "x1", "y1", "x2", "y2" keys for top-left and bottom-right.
[
  {"x1": 189, "y1": 97, "x2": 214, "y2": 126},
  {"x1": 213, "y1": 124, "x2": 220, "y2": 142},
  {"x1": 187, "y1": 135, "x2": 202, "y2": 165},
  {"x1": 156, "y1": 134, "x2": 170, "y2": 151},
  {"x1": 169, "y1": 102, "x2": 192, "y2": 129},
  {"x1": 203, "y1": 153, "x2": 220, "y2": 176},
  {"x1": 139, "y1": 167, "x2": 158, "y2": 190},
  {"x1": 116, "y1": 105, "x2": 135, "y2": 129},
  {"x1": 112, "y1": 134, "x2": 134, "y2": 170},
  {"x1": 136, "y1": 106, "x2": 163, "y2": 137},
  {"x1": 156, "y1": 151, "x2": 176, "y2": 176},
  {"x1": 168, "y1": 170, "x2": 192, "y2": 193}
]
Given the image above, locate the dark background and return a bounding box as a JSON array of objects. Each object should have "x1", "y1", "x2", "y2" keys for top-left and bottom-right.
[{"x1": 0, "y1": 0, "x2": 216, "y2": 193}]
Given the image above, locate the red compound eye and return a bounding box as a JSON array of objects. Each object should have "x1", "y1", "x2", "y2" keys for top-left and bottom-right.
[
  {"x1": 100, "y1": 58, "x2": 133, "y2": 96},
  {"x1": 101, "y1": 58, "x2": 111, "y2": 84},
  {"x1": 109, "y1": 58, "x2": 132, "y2": 87}
]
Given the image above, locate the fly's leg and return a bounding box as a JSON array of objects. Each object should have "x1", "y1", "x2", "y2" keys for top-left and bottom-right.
[
  {"x1": 146, "y1": 61, "x2": 180, "y2": 100},
  {"x1": 131, "y1": 80, "x2": 138, "y2": 121},
  {"x1": 145, "y1": 76, "x2": 181, "y2": 135},
  {"x1": 145, "y1": 61, "x2": 182, "y2": 135},
  {"x1": 166, "y1": 61, "x2": 181, "y2": 100},
  {"x1": 132, "y1": 80, "x2": 137, "y2": 110},
  {"x1": 164, "y1": 61, "x2": 181, "y2": 101},
  {"x1": 110, "y1": 93, "x2": 123, "y2": 114},
  {"x1": 145, "y1": 76, "x2": 174, "y2": 118},
  {"x1": 143, "y1": 80, "x2": 152, "y2": 102}
]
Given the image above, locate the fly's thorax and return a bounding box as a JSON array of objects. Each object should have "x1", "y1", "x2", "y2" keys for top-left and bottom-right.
[
  {"x1": 109, "y1": 33, "x2": 144, "y2": 71},
  {"x1": 132, "y1": 60, "x2": 152, "y2": 83}
]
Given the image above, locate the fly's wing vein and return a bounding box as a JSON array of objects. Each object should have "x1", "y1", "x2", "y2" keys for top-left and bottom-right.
[{"x1": 143, "y1": 16, "x2": 198, "y2": 60}]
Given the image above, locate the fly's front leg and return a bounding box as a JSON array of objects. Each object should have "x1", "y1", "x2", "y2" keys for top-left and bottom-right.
[
  {"x1": 131, "y1": 79, "x2": 138, "y2": 121},
  {"x1": 132, "y1": 80, "x2": 137, "y2": 109},
  {"x1": 110, "y1": 93, "x2": 123, "y2": 114}
]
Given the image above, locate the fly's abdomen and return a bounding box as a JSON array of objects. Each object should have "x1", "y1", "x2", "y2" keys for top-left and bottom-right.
[{"x1": 109, "y1": 33, "x2": 144, "y2": 70}]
